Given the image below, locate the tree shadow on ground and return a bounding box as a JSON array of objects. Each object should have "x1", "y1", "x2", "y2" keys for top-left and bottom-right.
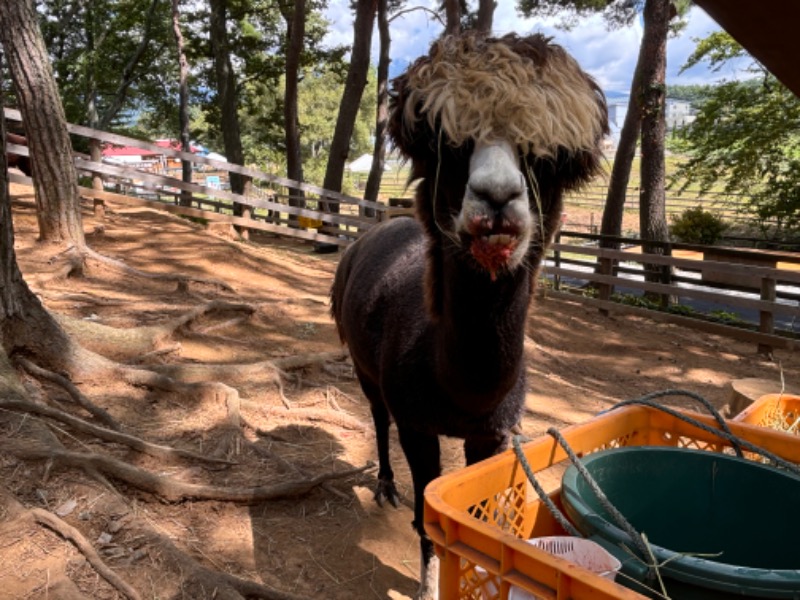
[{"x1": 249, "y1": 424, "x2": 419, "y2": 600}]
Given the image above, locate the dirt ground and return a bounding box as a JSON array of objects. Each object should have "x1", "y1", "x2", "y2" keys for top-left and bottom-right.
[{"x1": 2, "y1": 184, "x2": 797, "y2": 600}]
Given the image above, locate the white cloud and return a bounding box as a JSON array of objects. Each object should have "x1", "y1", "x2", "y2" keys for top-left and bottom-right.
[{"x1": 321, "y1": 3, "x2": 753, "y2": 96}]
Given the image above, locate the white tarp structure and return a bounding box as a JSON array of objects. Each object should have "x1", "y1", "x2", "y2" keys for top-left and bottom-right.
[
  {"x1": 205, "y1": 152, "x2": 227, "y2": 162},
  {"x1": 347, "y1": 154, "x2": 374, "y2": 173}
]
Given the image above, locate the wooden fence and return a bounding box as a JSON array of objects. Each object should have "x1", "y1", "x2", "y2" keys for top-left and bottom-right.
[
  {"x1": 6, "y1": 107, "x2": 799, "y2": 353},
  {"x1": 545, "y1": 231, "x2": 800, "y2": 354},
  {"x1": 4, "y1": 107, "x2": 414, "y2": 248}
]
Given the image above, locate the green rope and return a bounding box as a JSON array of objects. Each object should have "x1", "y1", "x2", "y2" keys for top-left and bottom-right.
[{"x1": 511, "y1": 434, "x2": 581, "y2": 537}]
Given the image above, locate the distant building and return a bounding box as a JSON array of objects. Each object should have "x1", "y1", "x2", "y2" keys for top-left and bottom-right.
[
  {"x1": 664, "y1": 98, "x2": 696, "y2": 131},
  {"x1": 604, "y1": 95, "x2": 696, "y2": 150},
  {"x1": 606, "y1": 99, "x2": 629, "y2": 150}
]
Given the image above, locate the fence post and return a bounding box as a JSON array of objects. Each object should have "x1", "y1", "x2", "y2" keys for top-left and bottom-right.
[
  {"x1": 597, "y1": 254, "x2": 613, "y2": 317},
  {"x1": 552, "y1": 231, "x2": 562, "y2": 291},
  {"x1": 758, "y1": 276, "x2": 776, "y2": 356}
]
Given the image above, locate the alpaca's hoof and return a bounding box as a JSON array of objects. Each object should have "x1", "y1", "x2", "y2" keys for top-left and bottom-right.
[{"x1": 374, "y1": 479, "x2": 400, "y2": 508}]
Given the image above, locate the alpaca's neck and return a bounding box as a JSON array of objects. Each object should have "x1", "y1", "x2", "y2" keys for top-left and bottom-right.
[{"x1": 433, "y1": 254, "x2": 532, "y2": 407}]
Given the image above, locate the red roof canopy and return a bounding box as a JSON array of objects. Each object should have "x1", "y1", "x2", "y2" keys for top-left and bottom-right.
[
  {"x1": 102, "y1": 139, "x2": 200, "y2": 157},
  {"x1": 102, "y1": 145, "x2": 160, "y2": 157}
]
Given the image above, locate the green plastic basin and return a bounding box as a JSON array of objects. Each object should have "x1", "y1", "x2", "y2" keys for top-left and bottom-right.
[{"x1": 561, "y1": 447, "x2": 800, "y2": 599}]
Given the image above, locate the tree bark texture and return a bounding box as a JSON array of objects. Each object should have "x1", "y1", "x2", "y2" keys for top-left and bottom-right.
[
  {"x1": 363, "y1": 0, "x2": 390, "y2": 212},
  {"x1": 638, "y1": 0, "x2": 671, "y2": 254},
  {"x1": 475, "y1": 0, "x2": 495, "y2": 34},
  {"x1": 172, "y1": 0, "x2": 194, "y2": 207},
  {"x1": 0, "y1": 0, "x2": 85, "y2": 247},
  {"x1": 322, "y1": 0, "x2": 376, "y2": 208},
  {"x1": 0, "y1": 77, "x2": 79, "y2": 371},
  {"x1": 444, "y1": 0, "x2": 461, "y2": 35},
  {"x1": 281, "y1": 0, "x2": 305, "y2": 208},
  {"x1": 209, "y1": 0, "x2": 251, "y2": 219},
  {"x1": 600, "y1": 53, "x2": 643, "y2": 247}
]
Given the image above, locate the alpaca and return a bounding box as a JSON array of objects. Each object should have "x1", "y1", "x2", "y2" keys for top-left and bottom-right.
[{"x1": 330, "y1": 31, "x2": 607, "y2": 599}]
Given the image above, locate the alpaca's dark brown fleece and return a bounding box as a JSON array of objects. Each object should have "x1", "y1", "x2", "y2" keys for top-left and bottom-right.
[{"x1": 330, "y1": 30, "x2": 608, "y2": 599}]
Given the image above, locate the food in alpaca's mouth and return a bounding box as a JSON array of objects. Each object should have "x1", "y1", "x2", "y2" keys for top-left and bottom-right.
[{"x1": 470, "y1": 234, "x2": 519, "y2": 280}]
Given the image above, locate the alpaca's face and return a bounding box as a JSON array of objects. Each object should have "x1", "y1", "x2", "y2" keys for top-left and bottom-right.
[
  {"x1": 388, "y1": 32, "x2": 608, "y2": 281},
  {"x1": 453, "y1": 139, "x2": 533, "y2": 279}
]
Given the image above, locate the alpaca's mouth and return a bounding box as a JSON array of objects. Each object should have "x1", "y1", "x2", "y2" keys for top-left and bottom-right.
[{"x1": 469, "y1": 233, "x2": 521, "y2": 280}]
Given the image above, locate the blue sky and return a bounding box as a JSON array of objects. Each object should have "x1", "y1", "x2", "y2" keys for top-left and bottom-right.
[{"x1": 322, "y1": 3, "x2": 755, "y2": 98}]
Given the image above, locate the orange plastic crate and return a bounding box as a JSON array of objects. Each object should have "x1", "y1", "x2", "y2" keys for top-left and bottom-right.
[
  {"x1": 732, "y1": 393, "x2": 800, "y2": 435},
  {"x1": 424, "y1": 404, "x2": 800, "y2": 600}
]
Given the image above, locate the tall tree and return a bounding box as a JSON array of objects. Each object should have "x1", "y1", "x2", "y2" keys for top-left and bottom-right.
[
  {"x1": 363, "y1": 0, "x2": 390, "y2": 209},
  {"x1": 602, "y1": 0, "x2": 686, "y2": 249},
  {"x1": 322, "y1": 0, "x2": 377, "y2": 201},
  {"x1": 0, "y1": 0, "x2": 85, "y2": 248},
  {"x1": 0, "y1": 96, "x2": 66, "y2": 372},
  {"x1": 444, "y1": 0, "x2": 461, "y2": 34},
  {"x1": 209, "y1": 0, "x2": 251, "y2": 224},
  {"x1": 476, "y1": 0, "x2": 495, "y2": 32},
  {"x1": 172, "y1": 0, "x2": 194, "y2": 207},
  {"x1": 638, "y1": 0, "x2": 671, "y2": 261},
  {"x1": 0, "y1": 52, "x2": 90, "y2": 382},
  {"x1": 281, "y1": 0, "x2": 306, "y2": 209},
  {"x1": 599, "y1": 35, "x2": 644, "y2": 247}
]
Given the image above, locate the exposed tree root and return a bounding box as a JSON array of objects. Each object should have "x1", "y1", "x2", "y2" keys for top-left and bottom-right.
[
  {"x1": 29, "y1": 506, "x2": 143, "y2": 600},
  {"x1": 0, "y1": 396, "x2": 233, "y2": 466},
  {"x1": 53, "y1": 300, "x2": 256, "y2": 361},
  {"x1": 3, "y1": 439, "x2": 374, "y2": 503},
  {"x1": 147, "y1": 530, "x2": 306, "y2": 600},
  {"x1": 0, "y1": 487, "x2": 139, "y2": 600},
  {"x1": 15, "y1": 356, "x2": 121, "y2": 430},
  {"x1": 253, "y1": 404, "x2": 370, "y2": 432},
  {"x1": 29, "y1": 243, "x2": 236, "y2": 296}
]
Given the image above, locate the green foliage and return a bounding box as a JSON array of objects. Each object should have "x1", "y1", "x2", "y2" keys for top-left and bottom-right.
[
  {"x1": 666, "y1": 84, "x2": 714, "y2": 104},
  {"x1": 516, "y1": 0, "x2": 689, "y2": 32},
  {"x1": 708, "y1": 309, "x2": 744, "y2": 325},
  {"x1": 670, "y1": 32, "x2": 800, "y2": 237},
  {"x1": 611, "y1": 292, "x2": 660, "y2": 310},
  {"x1": 669, "y1": 206, "x2": 728, "y2": 245}
]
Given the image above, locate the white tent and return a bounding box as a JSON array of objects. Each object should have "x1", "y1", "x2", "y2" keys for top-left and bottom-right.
[
  {"x1": 206, "y1": 151, "x2": 227, "y2": 162},
  {"x1": 347, "y1": 153, "x2": 374, "y2": 173}
]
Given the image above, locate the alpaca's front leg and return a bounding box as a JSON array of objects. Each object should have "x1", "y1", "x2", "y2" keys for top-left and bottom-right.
[
  {"x1": 371, "y1": 398, "x2": 400, "y2": 507},
  {"x1": 397, "y1": 428, "x2": 442, "y2": 600}
]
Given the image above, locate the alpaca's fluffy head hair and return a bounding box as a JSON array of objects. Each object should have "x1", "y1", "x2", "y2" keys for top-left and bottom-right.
[{"x1": 389, "y1": 31, "x2": 607, "y2": 160}]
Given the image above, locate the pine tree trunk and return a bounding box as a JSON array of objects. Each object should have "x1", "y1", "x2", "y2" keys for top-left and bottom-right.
[
  {"x1": 0, "y1": 0, "x2": 85, "y2": 248},
  {"x1": 600, "y1": 69, "x2": 643, "y2": 247},
  {"x1": 172, "y1": 0, "x2": 194, "y2": 207},
  {"x1": 638, "y1": 0, "x2": 672, "y2": 299},
  {"x1": 322, "y1": 0, "x2": 377, "y2": 206},
  {"x1": 282, "y1": 0, "x2": 306, "y2": 211},
  {"x1": 0, "y1": 72, "x2": 81, "y2": 373},
  {"x1": 444, "y1": 0, "x2": 460, "y2": 35},
  {"x1": 363, "y1": 0, "x2": 390, "y2": 215},
  {"x1": 475, "y1": 0, "x2": 494, "y2": 33},
  {"x1": 209, "y1": 0, "x2": 251, "y2": 225}
]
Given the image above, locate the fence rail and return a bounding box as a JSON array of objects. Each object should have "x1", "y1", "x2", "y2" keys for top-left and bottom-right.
[
  {"x1": 7, "y1": 108, "x2": 799, "y2": 353},
  {"x1": 545, "y1": 231, "x2": 800, "y2": 354},
  {"x1": 4, "y1": 107, "x2": 413, "y2": 248}
]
